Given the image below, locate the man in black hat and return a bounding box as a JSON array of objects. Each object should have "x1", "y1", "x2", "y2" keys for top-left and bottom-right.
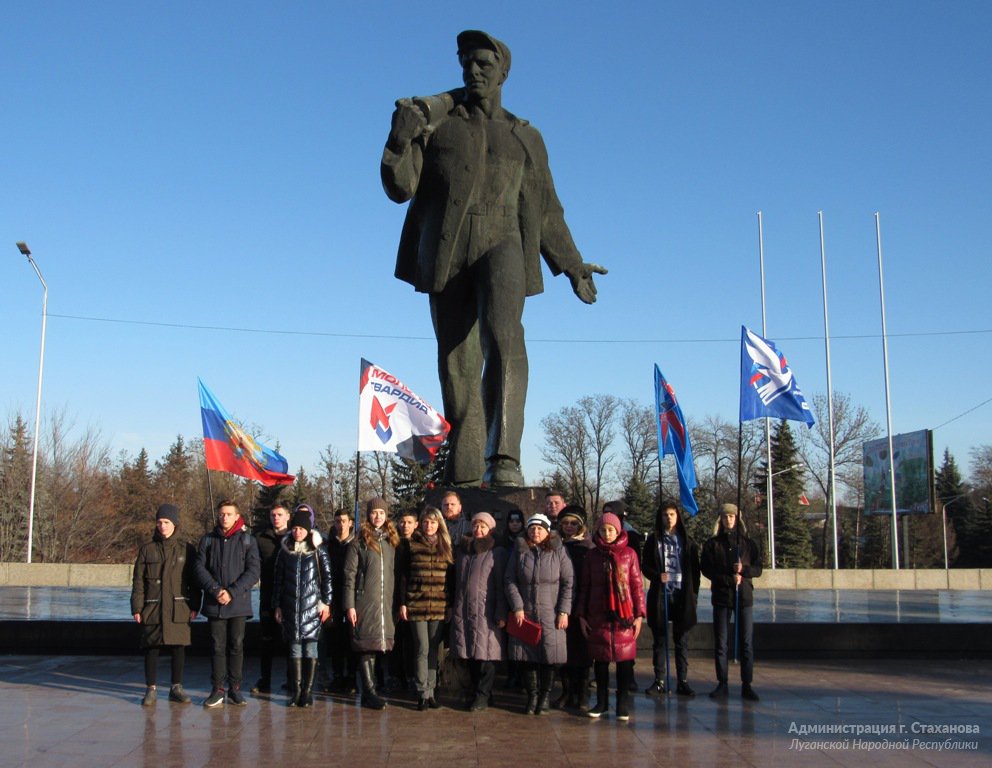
[{"x1": 382, "y1": 30, "x2": 607, "y2": 488}]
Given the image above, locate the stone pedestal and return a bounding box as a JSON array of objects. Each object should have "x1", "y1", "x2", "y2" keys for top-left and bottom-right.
[{"x1": 424, "y1": 486, "x2": 548, "y2": 527}]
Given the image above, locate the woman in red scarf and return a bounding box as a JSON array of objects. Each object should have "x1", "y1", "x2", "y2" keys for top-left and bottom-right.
[{"x1": 577, "y1": 512, "x2": 646, "y2": 721}]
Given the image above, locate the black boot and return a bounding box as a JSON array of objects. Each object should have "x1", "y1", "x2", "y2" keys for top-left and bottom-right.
[
  {"x1": 359, "y1": 656, "x2": 386, "y2": 710},
  {"x1": 574, "y1": 667, "x2": 591, "y2": 712},
  {"x1": 300, "y1": 659, "x2": 317, "y2": 707},
  {"x1": 535, "y1": 666, "x2": 554, "y2": 715},
  {"x1": 616, "y1": 662, "x2": 633, "y2": 722},
  {"x1": 252, "y1": 635, "x2": 274, "y2": 694},
  {"x1": 523, "y1": 667, "x2": 539, "y2": 715},
  {"x1": 287, "y1": 658, "x2": 302, "y2": 707},
  {"x1": 552, "y1": 669, "x2": 569, "y2": 709},
  {"x1": 587, "y1": 662, "x2": 610, "y2": 718}
]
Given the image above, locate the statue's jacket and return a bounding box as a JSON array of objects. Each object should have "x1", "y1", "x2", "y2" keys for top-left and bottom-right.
[{"x1": 381, "y1": 96, "x2": 584, "y2": 297}]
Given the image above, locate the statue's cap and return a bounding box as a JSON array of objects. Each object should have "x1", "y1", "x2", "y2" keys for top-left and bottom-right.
[{"x1": 457, "y1": 30, "x2": 511, "y2": 77}]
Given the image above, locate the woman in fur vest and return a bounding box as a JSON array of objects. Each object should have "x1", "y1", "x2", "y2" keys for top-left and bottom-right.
[
  {"x1": 504, "y1": 512, "x2": 574, "y2": 715},
  {"x1": 272, "y1": 505, "x2": 332, "y2": 707},
  {"x1": 577, "y1": 512, "x2": 646, "y2": 722},
  {"x1": 343, "y1": 496, "x2": 400, "y2": 709},
  {"x1": 397, "y1": 505, "x2": 455, "y2": 710}
]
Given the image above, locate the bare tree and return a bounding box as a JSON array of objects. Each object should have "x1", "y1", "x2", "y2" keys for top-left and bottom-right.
[
  {"x1": 970, "y1": 445, "x2": 992, "y2": 496},
  {"x1": 617, "y1": 398, "x2": 657, "y2": 488},
  {"x1": 795, "y1": 391, "x2": 880, "y2": 565},
  {"x1": 578, "y1": 394, "x2": 619, "y2": 514},
  {"x1": 540, "y1": 405, "x2": 593, "y2": 508},
  {"x1": 691, "y1": 415, "x2": 738, "y2": 511},
  {"x1": 796, "y1": 392, "x2": 880, "y2": 503},
  {"x1": 34, "y1": 411, "x2": 120, "y2": 562}
]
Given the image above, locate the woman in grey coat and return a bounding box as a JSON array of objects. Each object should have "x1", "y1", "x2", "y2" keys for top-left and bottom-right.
[
  {"x1": 504, "y1": 512, "x2": 574, "y2": 715},
  {"x1": 343, "y1": 497, "x2": 399, "y2": 709},
  {"x1": 451, "y1": 511, "x2": 508, "y2": 712}
]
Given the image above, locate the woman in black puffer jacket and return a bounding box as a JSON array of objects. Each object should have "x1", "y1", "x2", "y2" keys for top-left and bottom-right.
[{"x1": 273, "y1": 506, "x2": 332, "y2": 707}]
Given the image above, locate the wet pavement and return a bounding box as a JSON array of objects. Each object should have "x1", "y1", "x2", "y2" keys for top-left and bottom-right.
[
  {"x1": 0, "y1": 654, "x2": 988, "y2": 768},
  {"x1": 3, "y1": 586, "x2": 990, "y2": 623}
]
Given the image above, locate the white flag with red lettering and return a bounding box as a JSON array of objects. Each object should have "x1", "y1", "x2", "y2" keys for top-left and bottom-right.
[{"x1": 357, "y1": 359, "x2": 449, "y2": 463}]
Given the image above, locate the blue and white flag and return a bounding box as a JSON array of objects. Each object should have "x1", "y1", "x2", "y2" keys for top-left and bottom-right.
[{"x1": 739, "y1": 326, "x2": 815, "y2": 427}]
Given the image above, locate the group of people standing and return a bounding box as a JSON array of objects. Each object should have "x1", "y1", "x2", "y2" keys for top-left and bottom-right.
[{"x1": 131, "y1": 492, "x2": 762, "y2": 717}]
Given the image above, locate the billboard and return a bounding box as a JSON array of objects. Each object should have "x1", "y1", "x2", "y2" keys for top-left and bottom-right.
[{"x1": 862, "y1": 429, "x2": 934, "y2": 515}]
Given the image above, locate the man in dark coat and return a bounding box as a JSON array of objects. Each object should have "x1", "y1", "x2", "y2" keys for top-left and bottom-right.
[
  {"x1": 326, "y1": 507, "x2": 357, "y2": 691},
  {"x1": 195, "y1": 499, "x2": 261, "y2": 707},
  {"x1": 381, "y1": 29, "x2": 607, "y2": 488},
  {"x1": 701, "y1": 503, "x2": 763, "y2": 702},
  {"x1": 641, "y1": 501, "x2": 701, "y2": 697},
  {"x1": 251, "y1": 502, "x2": 290, "y2": 694},
  {"x1": 131, "y1": 503, "x2": 201, "y2": 706}
]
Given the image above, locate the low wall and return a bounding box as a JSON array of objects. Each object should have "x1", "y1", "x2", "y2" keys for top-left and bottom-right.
[
  {"x1": 1, "y1": 563, "x2": 990, "y2": 590},
  {"x1": 1, "y1": 619, "x2": 988, "y2": 658}
]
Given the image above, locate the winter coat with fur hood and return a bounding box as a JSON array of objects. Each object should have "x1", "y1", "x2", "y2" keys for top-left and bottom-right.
[{"x1": 272, "y1": 530, "x2": 332, "y2": 644}]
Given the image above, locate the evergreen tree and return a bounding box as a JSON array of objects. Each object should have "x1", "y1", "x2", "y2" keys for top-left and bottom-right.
[
  {"x1": 287, "y1": 467, "x2": 315, "y2": 509},
  {"x1": 936, "y1": 448, "x2": 976, "y2": 566},
  {"x1": 755, "y1": 420, "x2": 812, "y2": 567},
  {"x1": 391, "y1": 443, "x2": 448, "y2": 514},
  {"x1": 622, "y1": 473, "x2": 656, "y2": 534},
  {"x1": 113, "y1": 447, "x2": 157, "y2": 550},
  {"x1": 0, "y1": 415, "x2": 32, "y2": 561}
]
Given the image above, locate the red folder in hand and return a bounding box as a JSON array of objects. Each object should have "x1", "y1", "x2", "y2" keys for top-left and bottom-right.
[{"x1": 506, "y1": 613, "x2": 542, "y2": 646}]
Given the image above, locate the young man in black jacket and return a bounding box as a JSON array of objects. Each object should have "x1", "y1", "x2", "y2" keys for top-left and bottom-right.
[{"x1": 195, "y1": 499, "x2": 261, "y2": 707}]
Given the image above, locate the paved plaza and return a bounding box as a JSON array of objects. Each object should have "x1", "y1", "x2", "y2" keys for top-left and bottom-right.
[{"x1": 0, "y1": 654, "x2": 988, "y2": 768}]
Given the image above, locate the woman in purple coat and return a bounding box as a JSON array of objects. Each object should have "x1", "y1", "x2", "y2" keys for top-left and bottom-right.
[{"x1": 450, "y1": 511, "x2": 507, "y2": 712}]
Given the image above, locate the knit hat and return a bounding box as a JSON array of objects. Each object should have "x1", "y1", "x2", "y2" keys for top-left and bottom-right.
[
  {"x1": 602, "y1": 500, "x2": 627, "y2": 520},
  {"x1": 366, "y1": 496, "x2": 390, "y2": 516},
  {"x1": 557, "y1": 505, "x2": 586, "y2": 526},
  {"x1": 155, "y1": 504, "x2": 180, "y2": 526},
  {"x1": 526, "y1": 513, "x2": 552, "y2": 532},
  {"x1": 471, "y1": 511, "x2": 497, "y2": 531},
  {"x1": 506, "y1": 508, "x2": 525, "y2": 524},
  {"x1": 290, "y1": 507, "x2": 313, "y2": 532},
  {"x1": 598, "y1": 512, "x2": 622, "y2": 532}
]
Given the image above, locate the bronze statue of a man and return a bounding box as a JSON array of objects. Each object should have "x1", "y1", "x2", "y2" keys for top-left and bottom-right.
[{"x1": 381, "y1": 30, "x2": 606, "y2": 487}]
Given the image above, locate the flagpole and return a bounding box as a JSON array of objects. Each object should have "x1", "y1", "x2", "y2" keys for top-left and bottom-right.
[
  {"x1": 204, "y1": 466, "x2": 215, "y2": 518},
  {"x1": 758, "y1": 211, "x2": 775, "y2": 569},
  {"x1": 818, "y1": 212, "x2": 840, "y2": 569},
  {"x1": 353, "y1": 451, "x2": 362, "y2": 518},
  {"x1": 875, "y1": 212, "x2": 900, "y2": 569},
  {"x1": 657, "y1": 453, "x2": 664, "y2": 507}
]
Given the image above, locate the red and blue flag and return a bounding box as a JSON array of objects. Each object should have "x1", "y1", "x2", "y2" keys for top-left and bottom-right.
[
  {"x1": 654, "y1": 364, "x2": 698, "y2": 517},
  {"x1": 198, "y1": 378, "x2": 295, "y2": 486}
]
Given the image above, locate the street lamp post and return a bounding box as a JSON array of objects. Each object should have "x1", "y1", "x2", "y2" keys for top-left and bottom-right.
[
  {"x1": 15, "y1": 242, "x2": 47, "y2": 564},
  {"x1": 767, "y1": 463, "x2": 800, "y2": 569}
]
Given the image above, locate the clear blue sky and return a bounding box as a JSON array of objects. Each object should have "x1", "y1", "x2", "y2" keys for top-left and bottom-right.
[{"x1": 4, "y1": 1, "x2": 990, "y2": 486}]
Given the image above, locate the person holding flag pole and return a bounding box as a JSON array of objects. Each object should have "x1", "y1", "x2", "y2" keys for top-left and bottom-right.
[
  {"x1": 641, "y1": 501, "x2": 700, "y2": 698},
  {"x1": 701, "y1": 504, "x2": 762, "y2": 702}
]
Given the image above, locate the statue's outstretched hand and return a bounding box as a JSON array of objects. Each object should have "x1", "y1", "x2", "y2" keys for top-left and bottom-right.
[
  {"x1": 567, "y1": 263, "x2": 608, "y2": 304},
  {"x1": 389, "y1": 98, "x2": 428, "y2": 149}
]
